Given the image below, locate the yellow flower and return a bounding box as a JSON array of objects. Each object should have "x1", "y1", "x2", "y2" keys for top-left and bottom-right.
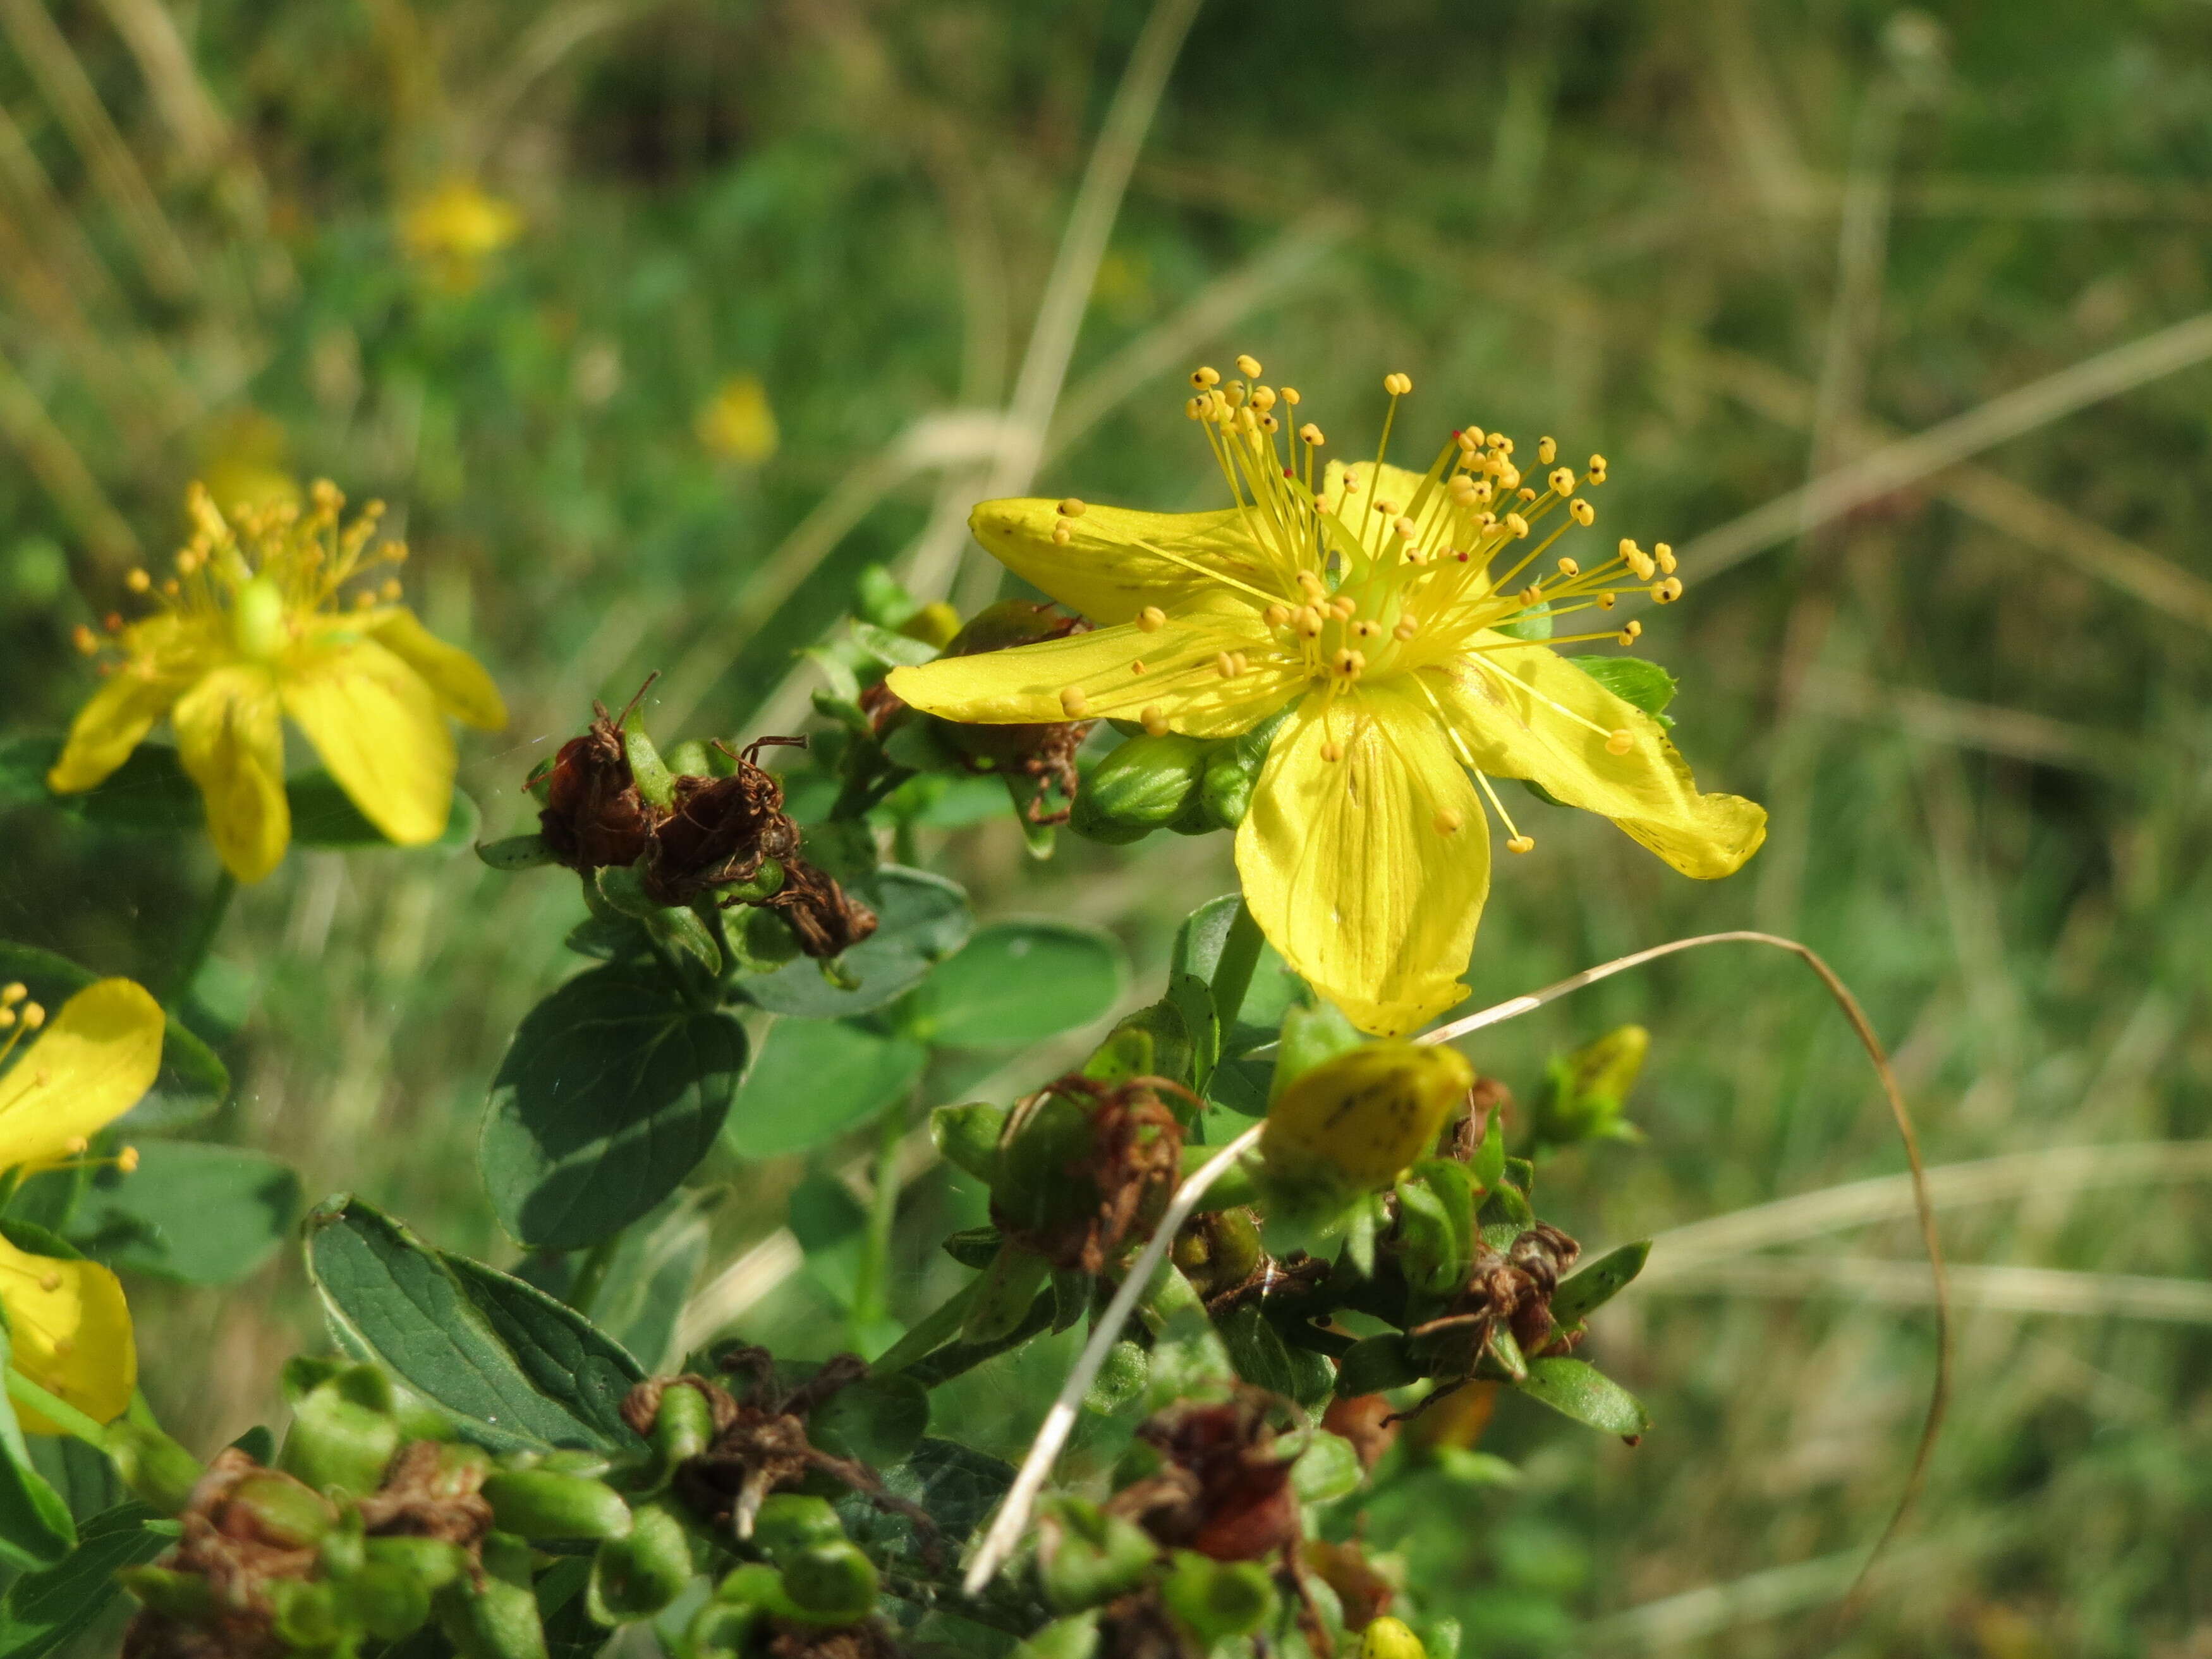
[
  {"x1": 695, "y1": 374, "x2": 781, "y2": 465},
  {"x1": 1263, "y1": 1040, "x2": 1475, "y2": 1197},
  {"x1": 399, "y1": 179, "x2": 523, "y2": 291},
  {"x1": 886, "y1": 363, "x2": 1766, "y2": 1035},
  {"x1": 49, "y1": 482, "x2": 507, "y2": 883},
  {"x1": 0, "y1": 978, "x2": 164, "y2": 1431}
]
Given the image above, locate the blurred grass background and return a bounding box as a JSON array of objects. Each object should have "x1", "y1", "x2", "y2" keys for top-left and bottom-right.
[{"x1": 3, "y1": 0, "x2": 2212, "y2": 1652}]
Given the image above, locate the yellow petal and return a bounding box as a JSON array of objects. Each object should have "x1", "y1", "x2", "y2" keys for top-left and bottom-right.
[
  {"x1": 968, "y1": 499, "x2": 1287, "y2": 625},
  {"x1": 887, "y1": 597, "x2": 1302, "y2": 738},
  {"x1": 281, "y1": 637, "x2": 455, "y2": 846},
  {"x1": 0, "y1": 980, "x2": 162, "y2": 1170},
  {"x1": 1263, "y1": 1041, "x2": 1476, "y2": 1196},
  {"x1": 0, "y1": 1236, "x2": 134, "y2": 1431},
  {"x1": 1425, "y1": 645, "x2": 1766, "y2": 878},
  {"x1": 1318, "y1": 458, "x2": 1439, "y2": 520},
  {"x1": 173, "y1": 664, "x2": 290, "y2": 884},
  {"x1": 365, "y1": 608, "x2": 507, "y2": 730},
  {"x1": 44, "y1": 617, "x2": 202, "y2": 794},
  {"x1": 1236, "y1": 686, "x2": 1489, "y2": 1037}
]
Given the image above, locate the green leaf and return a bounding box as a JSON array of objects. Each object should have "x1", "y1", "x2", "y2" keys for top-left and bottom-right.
[
  {"x1": 810, "y1": 1371, "x2": 930, "y2": 1468},
  {"x1": 911, "y1": 921, "x2": 1127, "y2": 1050},
  {"x1": 1216, "y1": 1305, "x2": 1296, "y2": 1397},
  {"x1": 288, "y1": 769, "x2": 480, "y2": 850},
  {"x1": 1471, "y1": 1110, "x2": 1506, "y2": 1191},
  {"x1": 0, "y1": 1502, "x2": 173, "y2": 1659},
  {"x1": 0, "y1": 1313, "x2": 75, "y2": 1569},
  {"x1": 0, "y1": 943, "x2": 229, "y2": 1131},
  {"x1": 723, "y1": 1019, "x2": 924, "y2": 1158},
  {"x1": 481, "y1": 965, "x2": 746, "y2": 1251},
  {"x1": 1394, "y1": 1160, "x2": 1478, "y2": 1306},
  {"x1": 1566, "y1": 655, "x2": 1678, "y2": 725},
  {"x1": 1493, "y1": 601, "x2": 1553, "y2": 641},
  {"x1": 578, "y1": 1192, "x2": 715, "y2": 1374},
  {"x1": 1548, "y1": 1241, "x2": 1651, "y2": 1328},
  {"x1": 1289, "y1": 1431, "x2": 1361, "y2": 1504},
  {"x1": 303, "y1": 1196, "x2": 645, "y2": 1455},
  {"x1": 476, "y1": 834, "x2": 558, "y2": 871},
  {"x1": 0, "y1": 738, "x2": 198, "y2": 833},
  {"x1": 738, "y1": 867, "x2": 972, "y2": 1018},
  {"x1": 1514, "y1": 1357, "x2": 1651, "y2": 1438},
  {"x1": 1164, "y1": 973, "x2": 1220, "y2": 1096},
  {"x1": 1334, "y1": 1334, "x2": 1422, "y2": 1397},
  {"x1": 875, "y1": 1438, "x2": 1014, "y2": 1545},
  {"x1": 68, "y1": 1142, "x2": 300, "y2": 1285},
  {"x1": 786, "y1": 1172, "x2": 868, "y2": 1310}
]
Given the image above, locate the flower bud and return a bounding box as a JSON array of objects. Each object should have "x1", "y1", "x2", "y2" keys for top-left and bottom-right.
[
  {"x1": 104, "y1": 1420, "x2": 207, "y2": 1515},
  {"x1": 435, "y1": 1572, "x2": 550, "y2": 1659},
  {"x1": 1170, "y1": 1208, "x2": 1262, "y2": 1301},
  {"x1": 778, "y1": 1541, "x2": 879, "y2": 1623},
  {"x1": 480, "y1": 1469, "x2": 634, "y2": 1541},
  {"x1": 588, "y1": 1503, "x2": 693, "y2": 1624},
  {"x1": 1036, "y1": 1497, "x2": 1158, "y2": 1614},
  {"x1": 930, "y1": 1102, "x2": 1006, "y2": 1184},
  {"x1": 1069, "y1": 734, "x2": 1208, "y2": 841},
  {"x1": 650, "y1": 1381, "x2": 717, "y2": 1472},
  {"x1": 267, "y1": 1579, "x2": 344, "y2": 1650},
  {"x1": 1261, "y1": 1042, "x2": 1476, "y2": 1198},
  {"x1": 1533, "y1": 1024, "x2": 1650, "y2": 1146},
  {"x1": 346, "y1": 1559, "x2": 435, "y2": 1641},
  {"x1": 1360, "y1": 1615, "x2": 1430, "y2": 1659},
  {"x1": 752, "y1": 1493, "x2": 844, "y2": 1562},
  {"x1": 713, "y1": 1562, "x2": 788, "y2": 1610},
  {"x1": 688, "y1": 1598, "x2": 763, "y2": 1659},
  {"x1": 992, "y1": 1093, "x2": 1104, "y2": 1241},
  {"x1": 1195, "y1": 745, "x2": 1256, "y2": 829},
  {"x1": 279, "y1": 1387, "x2": 401, "y2": 1496},
  {"x1": 118, "y1": 1567, "x2": 216, "y2": 1622},
  {"x1": 1158, "y1": 1552, "x2": 1279, "y2": 1643},
  {"x1": 364, "y1": 1535, "x2": 468, "y2": 1593}
]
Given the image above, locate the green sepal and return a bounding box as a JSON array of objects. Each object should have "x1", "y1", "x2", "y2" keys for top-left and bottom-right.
[
  {"x1": 1036, "y1": 1496, "x2": 1158, "y2": 1613},
  {"x1": 1548, "y1": 1241, "x2": 1651, "y2": 1329},
  {"x1": 1158, "y1": 1551, "x2": 1277, "y2": 1642},
  {"x1": 929, "y1": 1103, "x2": 1005, "y2": 1185},
  {"x1": 476, "y1": 834, "x2": 558, "y2": 871},
  {"x1": 623, "y1": 709, "x2": 675, "y2": 809},
  {"x1": 586, "y1": 1502, "x2": 691, "y2": 1625},
  {"x1": 481, "y1": 1469, "x2": 634, "y2": 1541}
]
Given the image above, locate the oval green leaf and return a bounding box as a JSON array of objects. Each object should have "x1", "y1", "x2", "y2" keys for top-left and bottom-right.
[
  {"x1": 739, "y1": 867, "x2": 973, "y2": 1018},
  {"x1": 724, "y1": 1018, "x2": 926, "y2": 1158},
  {"x1": 911, "y1": 921, "x2": 1127, "y2": 1050}
]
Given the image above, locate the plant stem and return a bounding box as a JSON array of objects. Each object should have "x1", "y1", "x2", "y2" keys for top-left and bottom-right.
[
  {"x1": 1210, "y1": 897, "x2": 1265, "y2": 1035},
  {"x1": 164, "y1": 870, "x2": 235, "y2": 1007},
  {"x1": 568, "y1": 1234, "x2": 623, "y2": 1318},
  {"x1": 8, "y1": 1367, "x2": 108, "y2": 1448},
  {"x1": 849, "y1": 1092, "x2": 910, "y2": 1349}
]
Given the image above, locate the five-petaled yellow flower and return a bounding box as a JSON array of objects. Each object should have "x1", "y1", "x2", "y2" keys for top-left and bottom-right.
[
  {"x1": 887, "y1": 362, "x2": 1766, "y2": 1036},
  {"x1": 49, "y1": 482, "x2": 507, "y2": 884},
  {"x1": 0, "y1": 978, "x2": 163, "y2": 1431}
]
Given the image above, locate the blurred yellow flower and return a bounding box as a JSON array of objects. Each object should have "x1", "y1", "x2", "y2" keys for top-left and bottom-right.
[
  {"x1": 1263, "y1": 1040, "x2": 1474, "y2": 1197},
  {"x1": 399, "y1": 179, "x2": 523, "y2": 291},
  {"x1": 199, "y1": 410, "x2": 300, "y2": 521},
  {"x1": 50, "y1": 483, "x2": 507, "y2": 883},
  {"x1": 0, "y1": 978, "x2": 163, "y2": 1431},
  {"x1": 696, "y1": 374, "x2": 780, "y2": 464},
  {"x1": 887, "y1": 362, "x2": 1766, "y2": 1035}
]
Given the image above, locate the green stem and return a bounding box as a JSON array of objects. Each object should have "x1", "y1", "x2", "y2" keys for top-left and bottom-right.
[
  {"x1": 8, "y1": 1368, "x2": 107, "y2": 1448},
  {"x1": 849, "y1": 1093, "x2": 910, "y2": 1347},
  {"x1": 568, "y1": 1234, "x2": 623, "y2": 1318},
  {"x1": 164, "y1": 871, "x2": 235, "y2": 1007},
  {"x1": 1210, "y1": 898, "x2": 1265, "y2": 1035}
]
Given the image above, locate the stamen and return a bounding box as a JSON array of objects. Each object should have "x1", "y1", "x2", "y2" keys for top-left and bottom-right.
[
  {"x1": 1236, "y1": 354, "x2": 1263, "y2": 378},
  {"x1": 1549, "y1": 466, "x2": 1576, "y2": 495},
  {"x1": 1320, "y1": 741, "x2": 1343, "y2": 762},
  {"x1": 1537, "y1": 436, "x2": 1557, "y2": 465},
  {"x1": 1138, "y1": 605, "x2": 1166, "y2": 633},
  {"x1": 1130, "y1": 660, "x2": 1146, "y2": 674},
  {"x1": 1433, "y1": 807, "x2": 1463, "y2": 835},
  {"x1": 1057, "y1": 498, "x2": 1087, "y2": 519},
  {"x1": 1569, "y1": 499, "x2": 1595, "y2": 526},
  {"x1": 1507, "y1": 835, "x2": 1536, "y2": 854},
  {"x1": 1607, "y1": 729, "x2": 1634, "y2": 755},
  {"x1": 1141, "y1": 705, "x2": 1169, "y2": 737},
  {"x1": 1059, "y1": 687, "x2": 1090, "y2": 717},
  {"x1": 1190, "y1": 366, "x2": 1220, "y2": 388}
]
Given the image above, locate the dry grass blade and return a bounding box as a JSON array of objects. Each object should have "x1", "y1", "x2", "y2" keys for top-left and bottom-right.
[
  {"x1": 1648, "y1": 1259, "x2": 2212, "y2": 1324},
  {"x1": 1423, "y1": 930, "x2": 1947, "y2": 1619},
  {"x1": 0, "y1": 339, "x2": 139, "y2": 563}
]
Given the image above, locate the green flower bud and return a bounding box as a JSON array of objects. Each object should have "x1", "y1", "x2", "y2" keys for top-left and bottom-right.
[
  {"x1": 778, "y1": 1541, "x2": 878, "y2": 1623},
  {"x1": 1014, "y1": 1612, "x2": 1102, "y2": 1659},
  {"x1": 713, "y1": 1563, "x2": 788, "y2": 1610},
  {"x1": 317, "y1": 1507, "x2": 367, "y2": 1580},
  {"x1": 588, "y1": 1503, "x2": 693, "y2": 1624},
  {"x1": 1534, "y1": 1024, "x2": 1650, "y2": 1146},
  {"x1": 647, "y1": 1383, "x2": 716, "y2": 1484},
  {"x1": 752, "y1": 1493, "x2": 844, "y2": 1562},
  {"x1": 688, "y1": 1598, "x2": 763, "y2": 1659},
  {"x1": 117, "y1": 1567, "x2": 215, "y2": 1622},
  {"x1": 345, "y1": 1560, "x2": 435, "y2": 1641},
  {"x1": 930, "y1": 1102, "x2": 1006, "y2": 1184},
  {"x1": 363, "y1": 1536, "x2": 468, "y2": 1593},
  {"x1": 1359, "y1": 1615, "x2": 1430, "y2": 1659},
  {"x1": 1036, "y1": 1497, "x2": 1158, "y2": 1614},
  {"x1": 102, "y1": 1420, "x2": 205, "y2": 1516},
  {"x1": 481, "y1": 1470, "x2": 634, "y2": 1541},
  {"x1": 1261, "y1": 1042, "x2": 1476, "y2": 1200},
  {"x1": 1069, "y1": 734, "x2": 1208, "y2": 841},
  {"x1": 435, "y1": 1573, "x2": 550, "y2": 1659},
  {"x1": 267, "y1": 1579, "x2": 344, "y2": 1651},
  {"x1": 480, "y1": 1531, "x2": 537, "y2": 1589},
  {"x1": 1196, "y1": 746, "x2": 1256, "y2": 830},
  {"x1": 1158, "y1": 1551, "x2": 1278, "y2": 1643},
  {"x1": 279, "y1": 1387, "x2": 402, "y2": 1496},
  {"x1": 1170, "y1": 1208, "x2": 1261, "y2": 1300}
]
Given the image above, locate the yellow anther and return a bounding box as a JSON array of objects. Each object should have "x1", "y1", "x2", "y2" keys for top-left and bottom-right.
[
  {"x1": 1236, "y1": 354, "x2": 1263, "y2": 378},
  {"x1": 1353, "y1": 619, "x2": 1381, "y2": 638},
  {"x1": 0, "y1": 1009, "x2": 14, "y2": 1030},
  {"x1": 125, "y1": 568, "x2": 151, "y2": 593},
  {"x1": 1052, "y1": 523, "x2": 1073, "y2": 545},
  {"x1": 1507, "y1": 834, "x2": 1536, "y2": 854},
  {"x1": 1059, "y1": 686, "x2": 1090, "y2": 718},
  {"x1": 37, "y1": 1273, "x2": 58, "y2": 1294},
  {"x1": 1341, "y1": 473, "x2": 1361, "y2": 492},
  {"x1": 380, "y1": 579, "x2": 402, "y2": 601},
  {"x1": 1191, "y1": 366, "x2": 1220, "y2": 388},
  {"x1": 1216, "y1": 651, "x2": 1243, "y2": 679},
  {"x1": 1264, "y1": 604, "x2": 1291, "y2": 628},
  {"x1": 71, "y1": 625, "x2": 98, "y2": 655},
  {"x1": 1504, "y1": 513, "x2": 1530, "y2": 539},
  {"x1": 1185, "y1": 397, "x2": 1204, "y2": 420},
  {"x1": 1498, "y1": 465, "x2": 1522, "y2": 491},
  {"x1": 1655, "y1": 542, "x2": 1677, "y2": 574},
  {"x1": 1519, "y1": 585, "x2": 1545, "y2": 607},
  {"x1": 1331, "y1": 595, "x2": 1358, "y2": 617},
  {"x1": 1383, "y1": 372, "x2": 1413, "y2": 396},
  {"x1": 1320, "y1": 741, "x2": 1344, "y2": 763},
  {"x1": 1138, "y1": 605, "x2": 1167, "y2": 633},
  {"x1": 117, "y1": 1145, "x2": 139, "y2": 1173},
  {"x1": 1455, "y1": 428, "x2": 1481, "y2": 453},
  {"x1": 1433, "y1": 808, "x2": 1464, "y2": 835},
  {"x1": 1549, "y1": 467, "x2": 1576, "y2": 496},
  {"x1": 1519, "y1": 487, "x2": 1537, "y2": 502},
  {"x1": 19, "y1": 1003, "x2": 43, "y2": 1031},
  {"x1": 1130, "y1": 660, "x2": 1146, "y2": 675},
  {"x1": 1297, "y1": 569, "x2": 1327, "y2": 595},
  {"x1": 1606, "y1": 729, "x2": 1634, "y2": 756},
  {"x1": 1280, "y1": 387, "x2": 1301, "y2": 406},
  {"x1": 1557, "y1": 557, "x2": 1581, "y2": 578},
  {"x1": 1588, "y1": 453, "x2": 1608, "y2": 482},
  {"x1": 1297, "y1": 607, "x2": 1325, "y2": 638},
  {"x1": 0, "y1": 983, "x2": 23, "y2": 1006},
  {"x1": 1598, "y1": 592, "x2": 1617, "y2": 609},
  {"x1": 1394, "y1": 516, "x2": 1418, "y2": 539},
  {"x1": 1393, "y1": 615, "x2": 1419, "y2": 641},
  {"x1": 1372, "y1": 498, "x2": 1399, "y2": 516},
  {"x1": 1250, "y1": 386, "x2": 1277, "y2": 411},
  {"x1": 1058, "y1": 497, "x2": 1087, "y2": 518},
  {"x1": 1332, "y1": 648, "x2": 1366, "y2": 678},
  {"x1": 1621, "y1": 619, "x2": 1643, "y2": 641},
  {"x1": 1654, "y1": 576, "x2": 1684, "y2": 604},
  {"x1": 175, "y1": 548, "x2": 202, "y2": 575},
  {"x1": 1141, "y1": 705, "x2": 1169, "y2": 737},
  {"x1": 64, "y1": 1136, "x2": 87, "y2": 1155},
  {"x1": 1494, "y1": 435, "x2": 1515, "y2": 456},
  {"x1": 1225, "y1": 382, "x2": 1248, "y2": 409},
  {"x1": 1299, "y1": 422, "x2": 1325, "y2": 446},
  {"x1": 1569, "y1": 498, "x2": 1595, "y2": 526},
  {"x1": 1538, "y1": 436, "x2": 1557, "y2": 465},
  {"x1": 1236, "y1": 408, "x2": 1258, "y2": 432}
]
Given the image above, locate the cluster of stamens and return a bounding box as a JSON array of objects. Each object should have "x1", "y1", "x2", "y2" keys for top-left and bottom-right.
[
  {"x1": 1050, "y1": 357, "x2": 1694, "y2": 854},
  {"x1": 72, "y1": 482, "x2": 407, "y2": 672},
  {"x1": 0, "y1": 985, "x2": 140, "y2": 1185}
]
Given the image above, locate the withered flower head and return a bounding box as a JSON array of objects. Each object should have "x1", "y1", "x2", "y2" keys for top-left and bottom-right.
[{"x1": 1107, "y1": 1389, "x2": 1301, "y2": 1564}]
